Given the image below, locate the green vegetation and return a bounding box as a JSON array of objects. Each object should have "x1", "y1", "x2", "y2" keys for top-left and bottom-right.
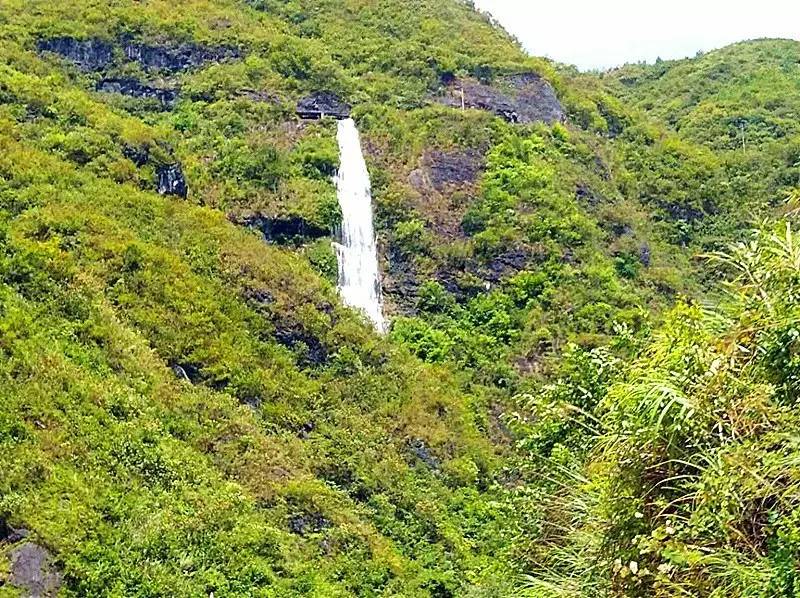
[
  {"x1": 516, "y1": 222, "x2": 800, "y2": 597},
  {"x1": 0, "y1": 0, "x2": 799, "y2": 596}
]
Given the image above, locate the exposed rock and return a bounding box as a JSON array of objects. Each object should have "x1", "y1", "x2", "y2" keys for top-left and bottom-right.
[
  {"x1": 297, "y1": 421, "x2": 315, "y2": 439},
  {"x1": 288, "y1": 512, "x2": 330, "y2": 536},
  {"x1": 240, "y1": 395, "x2": 262, "y2": 409},
  {"x1": 661, "y1": 201, "x2": 705, "y2": 222},
  {"x1": 437, "y1": 73, "x2": 564, "y2": 125},
  {"x1": 122, "y1": 144, "x2": 150, "y2": 167},
  {"x1": 97, "y1": 78, "x2": 178, "y2": 109},
  {"x1": 122, "y1": 39, "x2": 241, "y2": 72},
  {"x1": 483, "y1": 247, "x2": 531, "y2": 282},
  {"x1": 408, "y1": 438, "x2": 441, "y2": 470},
  {"x1": 0, "y1": 519, "x2": 30, "y2": 544},
  {"x1": 243, "y1": 287, "x2": 275, "y2": 306},
  {"x1": 296, "y1": 92, "x2": 350, "y2": 120},
  {"x1": 38, "y1": 36, "x2": 240, "y2": 74},
  {"x1": 639, "y1": 243, "x2": 652, "y2": 267},
  {"x1": 274, "y1": 326, "x2": 327, "y2": 367},
  {"x1": 561, "y1": 247, "x2": 578, "y2": 265},
  {"x1": 8, "y1": 542, "x2": 62, "y2": 597},
  {"x1": 425, "y1": 150, "x2": 484, "y2": 190},
  {"x1": 237, "y1": 213, "x2": 329, "y2": 245},
  {"x1": 156, "y1": 164, "x2": 188, "y2": 198},
  {"x1": 607, "y1": 221, "x2": 633, "y2": 237},
  {"x1": 37, "y1": 37, "x2": 113, "y2": 71},
  {"x1": 505, "y1": 72, "x2": 566, "y2": 124},
  {"x1": 576, "y1": 183, "x2": 603, "y2": 206},
  {"x1": 170, "y1": 363, "x2": 202, "y2": 384},
  {"x1": 439, "y1": 79, "x2": 517, "y2": 121}
]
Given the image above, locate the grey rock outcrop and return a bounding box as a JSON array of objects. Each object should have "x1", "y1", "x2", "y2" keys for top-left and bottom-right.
[
  {"x1": 97, "y1": 78, "x2": 178, "y2": 109},
  {"x1": 8, "y1": 542, "x2": 62, "y2": 597},
  {"x1": 37, "y1": 37, "x2": 113, "y2": 70},
  {"x1": 438, "y1": 73, "x2": 564, "y2": 125},
  {"x1": 156, "y1": 164, "x2": 188, "y2": 198},
  {"x1": 38, "y1": 35, "x2": 240, "y2": 74},
  {"x1": 424, "y1": 149, "x2": 484, "y2": 190},
  {"x1": 122, "y1": 40, "x2": 241, "y2": 72}
]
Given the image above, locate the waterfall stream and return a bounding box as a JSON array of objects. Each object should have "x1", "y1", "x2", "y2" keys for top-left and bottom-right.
[{"x1": 333, "y1": 118, "x2": 386, "y2": 333}]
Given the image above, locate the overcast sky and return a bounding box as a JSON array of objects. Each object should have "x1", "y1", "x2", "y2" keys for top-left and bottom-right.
[{"x1": 473, "y1": 0, "x2": 800, "y2": 71}]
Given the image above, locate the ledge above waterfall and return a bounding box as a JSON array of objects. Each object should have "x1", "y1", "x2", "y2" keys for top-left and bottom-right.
[{"x1": 296, "y1": 91, "x2": 351, "y2": 120}]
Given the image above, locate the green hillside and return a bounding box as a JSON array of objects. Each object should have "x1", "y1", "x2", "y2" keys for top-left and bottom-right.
[
  {"x1": 0, "y1": 1, "x2": 798, "y2": 596},
  {"x1": 598, "y1": 39, "x2": 800, "y2": 249}
]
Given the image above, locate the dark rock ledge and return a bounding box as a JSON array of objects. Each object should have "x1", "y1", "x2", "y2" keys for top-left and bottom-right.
[
  {"x1": 96, "y1": 78, "x2": 178, "y2": 109},
  {"x1": 296, "y1": 91, "x2": 351, "y2": 120}
]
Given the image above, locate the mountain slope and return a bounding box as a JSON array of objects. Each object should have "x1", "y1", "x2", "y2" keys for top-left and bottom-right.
[{"x1": 1, "y1": 1, "x2": 799, "y2": 597}]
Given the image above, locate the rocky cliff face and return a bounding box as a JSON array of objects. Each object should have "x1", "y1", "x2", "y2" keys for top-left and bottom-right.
[
  {"x1": 38, "y1": 35, "x2": 240, "y2": 73},
  {"x1": 37, "y1": 37, "x2": 113, "y2": 70},
  {"x1": 121, "y1": 38, "x2": 241, "y2": 72},
  {"x1": 437, "y1": 73, "x2": 565, "y2": 124}
]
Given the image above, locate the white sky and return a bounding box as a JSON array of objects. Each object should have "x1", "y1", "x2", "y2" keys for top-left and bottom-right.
[{"x1": 473, "y1": 0, "x2": 800, "y2": 71}]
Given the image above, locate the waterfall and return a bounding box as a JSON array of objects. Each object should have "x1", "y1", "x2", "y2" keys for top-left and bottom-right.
[{"x1": 333, "y1": 118, "x2": 387, "y2": 333}]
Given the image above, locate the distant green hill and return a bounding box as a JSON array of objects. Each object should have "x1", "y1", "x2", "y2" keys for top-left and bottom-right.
[{"x1": 606, "y1": 39, "x2": 800, "y2": 151}]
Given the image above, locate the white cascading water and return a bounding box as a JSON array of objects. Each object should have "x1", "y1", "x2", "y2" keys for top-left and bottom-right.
[{"x1": 333, "y1": 118, "x2": 387, "y2": 333}]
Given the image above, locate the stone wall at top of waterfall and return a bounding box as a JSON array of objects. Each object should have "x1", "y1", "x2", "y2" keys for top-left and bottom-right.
[{"x1": 333, "y1": 118, "x2": 386, "y2": 333}]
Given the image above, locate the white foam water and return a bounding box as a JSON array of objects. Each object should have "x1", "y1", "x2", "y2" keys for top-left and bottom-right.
[{"x1": 333, "y1": 118, "x2": 386, "y2": 333}]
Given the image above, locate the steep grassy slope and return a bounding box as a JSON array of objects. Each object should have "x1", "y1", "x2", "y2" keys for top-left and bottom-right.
[
  {"x1": 508, "y1": 40, "x2": 800, "y2": 598},
  {"x1": 0, "y1": 2, "x2": 553, "y2": 595}
]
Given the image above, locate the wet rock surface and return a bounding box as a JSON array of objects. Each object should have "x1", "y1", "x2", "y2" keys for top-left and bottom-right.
[
  {"x1": 296, "y1": 92, "x2": 350, "y2": 119},
  {"x1": 156, "y1": 164, "x2": 188, "y2": 198},
  {"x1": 97, "y1": 78, "x2": 178, "y2": 109},
  {"x1": 122, "y1": 144, "x2": 150, "y2": 167},
  {"x1": 8, "y1": 542, "x2": 62, "y2": 597},
  {"x1": 237, "y1": 214, "x2": 329, "y2": 245},
  {"x1": 171, "y1": 363, "x2": 202, "y2": 383},
  {"x1": 0, "y1": 518, "x2": 29, "y2": 544},
  {"x1": 37, "y1": 37, "x2": 113, "y2": 70},
  {"x1": 437, "y1": 73, "x2": 564, "y2": 124}
]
